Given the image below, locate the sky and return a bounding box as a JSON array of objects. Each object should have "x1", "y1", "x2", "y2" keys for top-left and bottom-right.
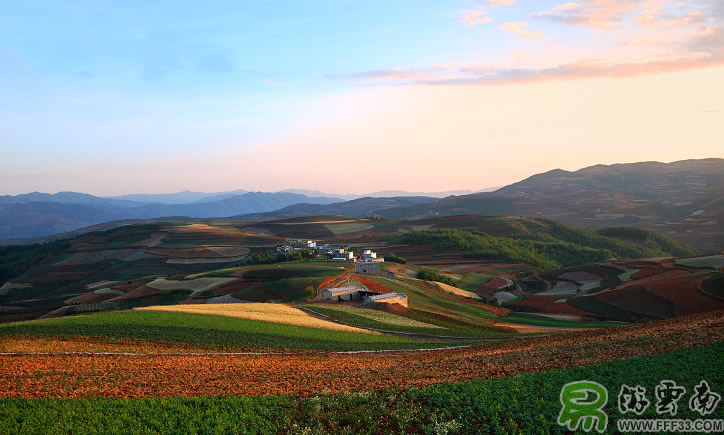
[{"x1": 1, "y1": 0, "x2": 723, "y2": 196}]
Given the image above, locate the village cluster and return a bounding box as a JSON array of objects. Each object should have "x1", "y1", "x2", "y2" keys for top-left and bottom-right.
[
  {"x1": 276, "y1": 241, "x2": 408, "y2": 308},
  {"x1": 276, "y1": 241, "x2": 384, "y2": 274}
]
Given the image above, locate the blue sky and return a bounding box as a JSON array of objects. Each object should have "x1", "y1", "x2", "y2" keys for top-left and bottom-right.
[{"x1": 1, "y1": 1, "x2": 722, "y2": 195}]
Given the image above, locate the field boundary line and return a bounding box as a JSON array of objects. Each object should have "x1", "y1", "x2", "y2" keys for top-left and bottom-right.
[{"x1": 0, "y1": 343, "x2": 490, "y2": 357}]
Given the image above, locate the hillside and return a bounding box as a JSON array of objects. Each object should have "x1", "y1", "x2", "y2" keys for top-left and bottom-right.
[
  {"x1": 0, "y1": 215, "x2": 706, "y2": 324},
  {"x1": 506, "y1": 254, "x2": 724, "y2": 322},
  {"x1": 375, "y1": 159, "x2": 724, "y2": 252}
]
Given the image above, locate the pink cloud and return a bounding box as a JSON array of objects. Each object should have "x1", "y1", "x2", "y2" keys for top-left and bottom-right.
[
  {"x1": 459, "y1": 10, "x2": 493, "y2": 27},
  {"x1": 534, "y1": 0, "x2": 656, "y2": 29},
  {"x1": 429, "y1": 51, "x2": 724, "y2": 86},
  {"x1": 499, "y1": 21, "x2": 545, "y2": 39},
  {"x1": 487, "y1": 0, "x2": 516, "y2": 7},
  {"x1": 634, "y1": 8, "x2": 706, "y2": 29},
  {"x1": 335, "y1": 43, "x2": 724, "y2": 87}
]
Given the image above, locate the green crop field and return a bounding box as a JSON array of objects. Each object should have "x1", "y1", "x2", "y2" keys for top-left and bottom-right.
[
  {"x1": 303, "y1": 303, "x2": 510, "y2": 337},
  {"x1": 2, "y1": 342, "x2": 720, "y2": 434},
  {"x1": 0, "y1": 310, "x2": 473, "y2": 351},
  {"x1": 504, "y1": 312, "x2": 624, "y2": 328},
  {"x1": 261, "y1": 277, "x2": 327, "y2": 301},
  {"x1": 243, "y1": 265, "x2": 343, "y2": 280},
  {"x1": 374, "y1": 277, "x2": 499, "y2": 322}
]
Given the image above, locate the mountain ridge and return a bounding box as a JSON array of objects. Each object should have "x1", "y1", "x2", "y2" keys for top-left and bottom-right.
[{"x1": 1, "y1": 159, "x2": 721, "y2": 251}]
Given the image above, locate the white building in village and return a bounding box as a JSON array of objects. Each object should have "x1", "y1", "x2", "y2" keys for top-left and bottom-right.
[
  {"x1": 332, "y1": 248, "x2": 354, "y2": 262},
  {"x1": 355, "y1": 249, "x2": 384, "y2": 275}
]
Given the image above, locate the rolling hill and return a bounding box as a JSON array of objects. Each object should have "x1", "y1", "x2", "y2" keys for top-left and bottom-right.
[
  {"x1": 374, "y1": 159, "x2": 724, "y2": 252},
  {"x1": 0, "y1": 214, "x2": 710, "y2": 323}
]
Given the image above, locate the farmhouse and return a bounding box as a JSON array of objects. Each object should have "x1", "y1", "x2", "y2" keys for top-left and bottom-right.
[
  {"x1": 363, "y1": 292, "x2": 408, "y2": 308},
  {"x1": 322, "y1": 286, "x2": 377, "y2": 302}
]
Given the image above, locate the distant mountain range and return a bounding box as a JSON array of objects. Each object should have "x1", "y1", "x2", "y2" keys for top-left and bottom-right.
[
  {"x1": 104, "y1": 188, "x2": 498, "y2": 203},
  {"x1": 278, "y1": 188, "x2": 497, "y2": 200},
  {"x1": 237, "y1": 196, "x2": 440, "y2": 220},
  {"x1": 239, "y1": 159, "x2": 724, "y2": 252},
  {"x1": 105, "y1": 189, "x2": 250, "y2": 205},
  {"x1": 2, "y1": 159, "x2": 721, "y2": 251},
  {"x1": 0, "y1": 192, "x2": 341, "y2": 241}
]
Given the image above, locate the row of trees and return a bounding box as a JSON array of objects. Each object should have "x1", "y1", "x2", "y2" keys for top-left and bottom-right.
[
  {"x1": 417, "y1": 267, "x2": 458, "y2": 286},
  {"x1": 243, "y1": 249, "x2": 314, "y2": 266},
  {"x1": 392, "y1": 229, "x2": 612, "y2": 270},
  {"x1": 0, "y1": 240, "x2": 71, "y2": 289}
]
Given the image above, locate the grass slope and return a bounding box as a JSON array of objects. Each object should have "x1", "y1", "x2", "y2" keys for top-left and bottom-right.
[
  {"x1": 1, "y1": 342, "x2": 720, "y2": 434},
  {"x1": 305, "y1": 277, "x2": 514, "y2": 337},
  {"x1": 0, "y1": 310, "x2": 468, "y2": 351}
]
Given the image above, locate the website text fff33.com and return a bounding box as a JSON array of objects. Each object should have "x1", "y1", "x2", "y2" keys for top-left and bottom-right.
[{"x1": 617, "y1": 418, "x2": 723, "y2": 433}]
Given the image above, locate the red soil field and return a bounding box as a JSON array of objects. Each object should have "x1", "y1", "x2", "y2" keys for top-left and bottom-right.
[
  {"x1": 211, "y1": 280, "x2": 256, "y2": 296},
  {"x1": 64, "y1": 292, "x2": 116, "y2": 305},
  {"x1": 146, "y1": 248, "x2": 224, "y2": 259},
  {"x1": 352, "y1": 275, "x2": 393, "y2": 294},
  {"x1": 506, "y1": 295, "x2": 592, "y2": 317},
  {"x1": 112, "y1": 285, "x2": 163, "y2": 301},
  {"x1": 2, "y1": 311, "x2": 721, "y2": 399},
  {"x1": 646, "y1": 275, "x2": 724, "y2": 315},
  {"x1": 112, "y1": 282, "x2": 147, "y2": 292},
  {"x1": 505, "y1": 295, "x2": 560, "y2": 310},
  {"x1": 630, "y1": 268, "x2": 668, "y2": 279},
  {"x1": 592, "y1": 287, "x2": 674, "y2": 319},
  {"x1": 477, "y1": 276, "x2": 511, "y2": 290},
  {"x1": 539, "y1": 301, "x2": 593, "y2": 317},
  {"x1": 0, "y1": 335, "x2": 263, "y2": 354},
  {"x1": 316, "y1": 271, "x2": 351, "y2": 290},
  {"x1": 620, "y1": 269, "x2": 689, "y2": 287}
]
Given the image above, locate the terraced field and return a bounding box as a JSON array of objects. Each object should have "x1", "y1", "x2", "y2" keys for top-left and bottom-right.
[
  {"x1": 0, "y1": 310, "x2": 460, "y2": 352},
  {"x1": 1, "y1": 215, "x2": 722, "y2": 434},
  {"x1": 3, "y1": 341, "x2": 722, "y2": 433},
  {"x1": 506, "y1": 256, "x2": 724, "y2": 322},
  {"x1": 1, "y1": 311, "x2": 720, "y2": 401}
]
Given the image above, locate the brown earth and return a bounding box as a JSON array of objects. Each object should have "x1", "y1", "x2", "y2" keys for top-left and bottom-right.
[{"x1": 0, "y1": 310, "x2": 721, "y2": 399}]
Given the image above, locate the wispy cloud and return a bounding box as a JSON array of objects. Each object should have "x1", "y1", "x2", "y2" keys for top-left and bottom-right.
[
  {"x1": 487, "y1": 0, "x2": 516, "y2": 7},
  {"x1": 459, "y1": 10, "x2": 492, "y2": 27},
  {"x1": 499, "y1": 21, "x2": 545, "y2": 39},
  {"x1": 439, "y1": 52, "x2": 722, "y2": 85},
  {"x1": 335, "y1": 0, "x2": 723, "y2": 86},
  {"x1": 532, "y1": 0, "x2": 653, "y2": 29},
  {"x1": 533, "y1": 2, "x2": 581, "y2": 18},
  {"x1": 333, "y1": 40, "x2": 724, "y2": 86},
  {"x1": 328, "y1": 68, "x2": 439, "y2": 82},
  {"x1": 531, "y1": 0, "x2": 714, "y2": 31}
]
